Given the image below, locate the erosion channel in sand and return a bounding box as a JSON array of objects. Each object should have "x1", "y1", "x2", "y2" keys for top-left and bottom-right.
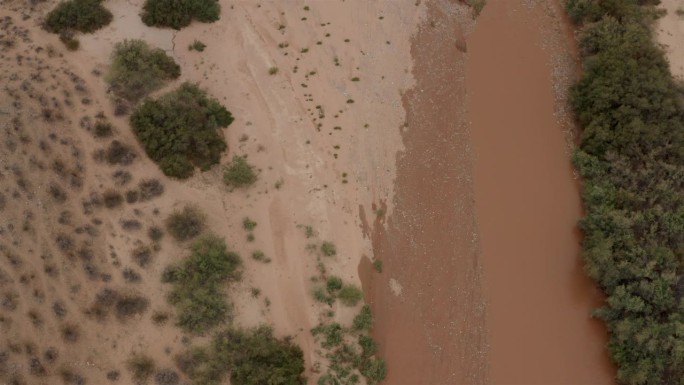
[{"x1": 468, "y1": 0, "x2": 615, "y2": 384}]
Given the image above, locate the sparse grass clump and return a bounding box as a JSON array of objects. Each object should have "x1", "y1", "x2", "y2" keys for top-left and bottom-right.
[
  {"x1": 268, "y1": 66, "x2": 278, "y2": 75},
  {"x1": 141, "y1": 0, "x2": 221, "y2": 29},
  {"x1": 130, "y1": 83, "x2": 233, "y2": 178},
  {"x1": 45, "y1": 0, "x2": 113, "y2": 34},
  {"x1": 242, "y1": 217, "x2": 257, "y2": 231},
  {"x1": 223, "y1": 156, "x2": 257, "y2": 188},
  {"x1": 162, "y1": 235, "x2": 242, "y2": 333},
  {"x1": 107, "y1": 39, "x2": 181, "y2": 103},
  {"x1": 166, "y1": 205, "x2": 206, "y2": 242},
  {"x1": 320, "y1": 241, "x2": 336, "y2": 256},
  {"x1": 189, "y1": 40, "x2": 206, "y2": 51}
]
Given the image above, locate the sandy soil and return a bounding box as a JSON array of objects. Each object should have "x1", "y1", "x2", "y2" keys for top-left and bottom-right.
[
  {"x1": 0, "y1": 0, "x2": 423, "y2": 383},
  {"x1": 656, "y1": 0, "x2": 684, "y2": 80}
]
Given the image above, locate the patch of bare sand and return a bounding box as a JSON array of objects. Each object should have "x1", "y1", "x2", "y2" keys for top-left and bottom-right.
[
  {"x1": 0, "y1": 0, "x2": 426, "y2": 383},
  {"x1": 656, "y1": 0, "x2": 684, "y2": 80}
]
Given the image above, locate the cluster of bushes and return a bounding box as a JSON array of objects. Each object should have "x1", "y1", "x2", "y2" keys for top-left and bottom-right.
[
  {"x1": 312, "y1": 306, "x2": 386, "y2": 385},
  {"x1": 162, "y1": 234, "x2": 242, "y2": 333},
  {"x1": 106, "y1": 39, "x2": 181, "y2": 103},
  {"x1": 141, "y1": 0, "x2": 221, "y2": 29},
  {"x1": 566, "y1": 1, "x2": 684, "y2": 384},
  {"x1": 313, "y1": 276, "x2": 363, "y2": 307},
  {"x1": 175, "y1": 326, "x2": 306, "y2": 385},
  {"x1": 44, "y1": 0, "x2": 112, "y2": 34},
  {"x1": 130, "y1": 82, "x2": 233, "y2": 178}
]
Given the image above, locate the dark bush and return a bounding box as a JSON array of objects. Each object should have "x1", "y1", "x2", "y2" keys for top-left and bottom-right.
[
  {"x1": 163, "y1": 234, "x2": 242, "y2": 334},
  {"x1": 127, "y1": 354, "x2": 155, "y2": 383},
  {"x1": 61, "y1": 324, "x2": 80, "y2": 343},
  {"x1": 130, "y1": 83, "x2": 232, "y2": 178},
  {"x1": 138, "y1": 179, "x2": 164, "y2": 200},
  {"x1": 223, "y1": 156, "x2": 257, "y2": 188},
  {"x1": 105, "y1": 140, "x2": 136, "y2": 165},
  {"x1": 45, "y1": 0, "x2": 112, "y2": 34},
  {"x1": 132, "y1": 246, "x2": 153, "y2": 267},
  {"x1": 566, "y1": 1, "x2": 684, "y2": 384},
  {"x1": 115, "y1": 295, "x2": 149, "y2": 319},
  {"x1": 93, "y1": 121, "x2": 113, "y2": 137},
  {"x1": 125, "y1": 190, "x2": 139, "y2": 203},
  {"x1": 141, "y1": 0, "x2": 221, "y2": 30},
  {"x1": 148, "y1": 226, "x2": 164, "y2": 241},
  {"x1": 106, "y1": 39, "x2": 180, "y2": 102},
  {"x1": 122, "y1": 268, "x2": 142, "y2": 283},
  {"x1": 102, "y1": 190, "x2": 124, "y2": 208},
  {"x1": 154, "y1": 368, "x2": 179, "y2": 385},
  {"x1": 165, "y1": 205, "x2": 206, "y2": 241}
]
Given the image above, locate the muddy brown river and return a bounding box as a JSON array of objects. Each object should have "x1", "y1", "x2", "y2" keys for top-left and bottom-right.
[{"x1": 468, "y1": 0, "x2": 615, "y2": 383}]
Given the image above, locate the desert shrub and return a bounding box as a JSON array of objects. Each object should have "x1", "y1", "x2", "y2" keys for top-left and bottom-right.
[
  {"x1": 128, "y1": 354, "x2": 155, "y2": 383},
  {"x1": 112, "y1": 170, "x2": 132, "y2": 186},
  {"x1": 102, "y1": 190, "x2": 124, "y2": 208},
  {"x1": 115, "y1": 295, "x2": 149, "y2": 319},
  {"x1": 59, "y1": 368, "x2": 86, "y2": 385},
  {"x1": 223, "y1": 156, "x2": 257, "y2": 187},
  {"x1": 353, "y1": 305, "x2": 373, "y2": 331},
  {"x1": 337, "y1": 285, "x2": 363, "y2": 307},
  {"x1": 189, "y1": 40, "x2": 206, "y2": 51},
  {"x1": 125, "y1": 190, "x2": 139, "y2": 203},
  {"x1": 155, "y1": 369, "x2": 180, "y2": 385},
  {"x1": 151, "y1": 311, "x2": 170, "y2": 325},
  {"x1": 242, "y1": 217, "x2": 257, "y2": 231},
  {"x1": 122, "y1": 268, "x2": 142, "y2": 283},
  {"x1": 59, "y1": 32, "x2": 80, "y2": 50},
  {"x1": 106, "y1": 370, "x2": 120, "y2": 381},
  {"x1": 138, "y1": 179, "x2": 164, "y2": 200},
  {"x1": 251, "y1": 250, "x2": 271, "y2": 263},
  {"x1": 566, "y1": 1, "x2": 684, "y2": 384},
  {"x1": 373, "y1": 259, "x2": 383, "y2": 273},
  {"x1": 130, "y1": 82, "x2": 233, "y2": 178},
  {"x1": 132, "y1": 245, "x2": 153, "y2": 267},
  {"x1": 178, "y1": 326, "x2": 305, "y2": 385},
  {"x1": 162, "y1": 234, "x2": 242, "y2": 334},
  {"x1": 311, "y1": 323, "x2": 343, "y2": 348},
  {"x1": 106, "y1": 39, "x2": 181, "y2": 102},
  {"x1": 326, "y1": 276, "x2": 343, "y2": 293},
  {"x1": 320, "y1": 241, "x2": 336, "y2": 256},
  {"x1": 61, "y1": 324, "x2": 80, "y2": 343},
  {"x1": 165, "y1": 205, "x2": 206, "y2": 241},
  {"x1": 93, "y1": 120, "x2": 113, "y2": 137},
  {"x1": 45, "y1": 0, "x2": 112, "y2": 34},
  {"x1": 360, "y1": 357, "x2": 387, "y2": 385},
  {"x1": 105, "y1": 140, "x2": 136, "y2": 165},
  {"x1": 141, "y1": 0, "x2": 221, "y2": 29},
  {"x1": 48, "y1": 183, "x2": 67, "y2": 203},
  {"x1": 148, "y1": 226, "x2": 164, "y2": 241},
  {"x1": 121, "y1": 219, "x2": 142, "y2": 231}
]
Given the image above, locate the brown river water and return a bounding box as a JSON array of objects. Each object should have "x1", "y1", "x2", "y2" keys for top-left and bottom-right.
[
  {"x1": 468, "y1": 0, "x2": 615, "y2": 384},
  {"x1": 362, "y1": 0, "x2": 615, "y2": 384}
]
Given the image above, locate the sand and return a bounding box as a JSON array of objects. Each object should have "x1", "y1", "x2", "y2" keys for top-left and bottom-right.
[
  {"x1": 0, "y1": 0, "x2": 422, "y2": 383},
  {"x1": 656, "y1": 0, "x2": 684, "y2": 80}
]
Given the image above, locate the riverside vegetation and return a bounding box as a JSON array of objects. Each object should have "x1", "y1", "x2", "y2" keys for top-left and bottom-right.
[{"x1": 566, "y1": 1, "x2": 684, "y2": 384}]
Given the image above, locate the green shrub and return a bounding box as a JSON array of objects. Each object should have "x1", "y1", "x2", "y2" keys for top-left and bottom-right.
[
  {"x1": 372, "y1": 259, "x2": 383, "y2": 273},
  {"x1": 106, "y1": 39, "x2": 180, "y2": 103},
  {"x1": 337, "y1": 285, "x2": 363, "y2": 307},
  {"x1": 223, "y1": 156, "x2": 257, "y2": 187},
  {"x1": 189, "y1": 39, "x2": 206, "y2": 51},
  {"x1": 45, "y1": 0, "x2": 112, "y2": 34},
  {"x1": 242, "y1": 217, "x2": 257, "y2": 231},
  {"x1": 251, "y1": 250, "x2": 271, "y2": 263},
  {"x1": 320, "y1": 241, "x2": 336, "y2": 256},
  {"x1": 163, "y1": 234, "x2": 242, "y2": 334},
  {"x1": 165, "y1": 205, "x2": 206, "y2": 242},
  {"x1": 360, "y1": 357, "x2": 386, "y2": 385},
  {"x1": 326, "y1": 276, "x2": 343, "y2": 293},
  {"x1": 59, "y1": 32, "x2": 80, "y2": 50},
  {"x1": 352, "y1": 305, "x2": 372, "y2": 331},
  {"x1": 177, "y1": 326, "x2": 306, "y2": 385},
  {"x1": 141, "y1": 0, "x2": 221, "y2": 30},
  {"x1": 311, "y1": 323, "x2": 343, "y2": 348},
  {"x1": 566, "y1": 1, "x2": 684, "y2": 384},
  {"x1": 130, "y1": 82, "x2": 233, "y2": 178}
]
